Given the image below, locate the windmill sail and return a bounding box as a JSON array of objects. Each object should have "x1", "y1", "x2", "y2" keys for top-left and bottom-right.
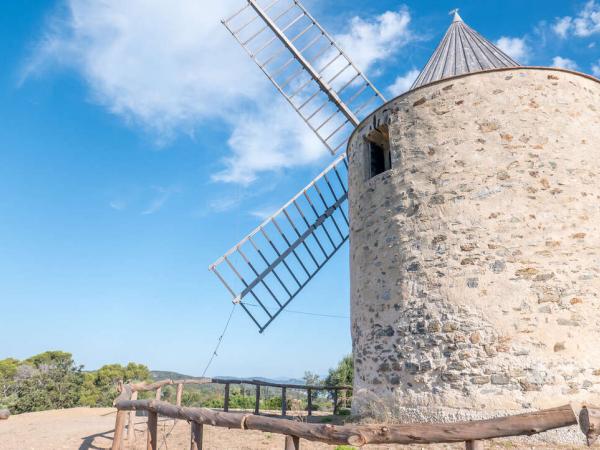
[
  {"x1": 213, "y1": 0, "x2": 386, "y2": 332},
  {"x1": 209, "y1": 154, "x2": 349, "y2": 333},
  {"x1": 222, "y1": 0, "x2": 386, "y2": 154}
]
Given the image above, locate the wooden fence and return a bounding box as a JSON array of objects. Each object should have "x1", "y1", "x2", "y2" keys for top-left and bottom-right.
[
  {"x1": 112, "y1": 377, "x2": 351, "y2": 448},
  {"x1": 120, "y1": 377, "x2": 350, "y2": 416},
  {"x1": 111, "y1": 378, "x2": 600, "y2": 450}
]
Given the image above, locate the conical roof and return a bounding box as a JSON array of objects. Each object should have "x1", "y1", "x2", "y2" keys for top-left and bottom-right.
[{"x1": 411, "y1": 10, "x2": 520, "y2": 90}]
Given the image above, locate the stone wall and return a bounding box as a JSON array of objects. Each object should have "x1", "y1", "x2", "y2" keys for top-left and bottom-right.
[{"x1": 347, "y1": 68, "x2": 600, "y2": 423}]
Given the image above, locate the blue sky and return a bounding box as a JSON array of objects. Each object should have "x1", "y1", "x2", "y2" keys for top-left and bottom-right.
[{"x1": 0, "y1": 0, "x2": 598, "y2": 378}]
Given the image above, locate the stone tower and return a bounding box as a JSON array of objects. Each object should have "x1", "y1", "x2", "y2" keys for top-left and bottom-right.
[{"x1": 348, "y1": 12, "x2": 600, "y2": 422}]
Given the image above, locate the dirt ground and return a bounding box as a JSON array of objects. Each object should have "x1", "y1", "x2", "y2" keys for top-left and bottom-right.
[{"x1": 0, "y1": 408, "x2": 590, "y2": 450}]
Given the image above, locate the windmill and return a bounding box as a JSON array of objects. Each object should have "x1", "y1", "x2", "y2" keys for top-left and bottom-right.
[{"x1": 209, "y1": 1, "x2": 519, "y2": 333}]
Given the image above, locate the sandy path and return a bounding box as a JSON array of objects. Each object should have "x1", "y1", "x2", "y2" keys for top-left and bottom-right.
[{"x1": 0, "y1": 408, "x2": 588, "y2": 450}]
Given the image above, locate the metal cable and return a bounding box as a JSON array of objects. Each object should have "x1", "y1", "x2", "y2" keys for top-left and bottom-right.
[
  {"x1": 243, "y1": 301, "x2": 348, "y2": 319},
  {"x1": 201, "y1": 303, "x2": 237, "y2": 377}
]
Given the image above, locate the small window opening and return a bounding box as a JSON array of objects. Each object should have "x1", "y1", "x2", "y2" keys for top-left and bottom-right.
[{"x1": 366, "y1": 125, "x2": 391, "y2": 179}]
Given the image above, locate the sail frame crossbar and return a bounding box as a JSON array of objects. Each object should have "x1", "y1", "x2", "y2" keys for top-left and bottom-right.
[
  {"x1": 222, "y1": 0, "x2": 386, "y2": 154},
  {"x1": 209, "y1": 154, "x2": 349, "y2": 332}
]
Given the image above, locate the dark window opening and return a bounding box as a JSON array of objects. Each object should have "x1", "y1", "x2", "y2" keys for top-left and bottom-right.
[
  {"x1": 366, "y1": 125, "x2": 391, "y2": 179},
  {"x1": 370, "y1": 142, "x2": 388, "y2": 177}
]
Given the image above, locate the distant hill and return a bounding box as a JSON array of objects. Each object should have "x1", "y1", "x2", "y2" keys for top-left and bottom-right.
[{"x1": 150, "y1": 371, "x2": 303, "y2": 385}]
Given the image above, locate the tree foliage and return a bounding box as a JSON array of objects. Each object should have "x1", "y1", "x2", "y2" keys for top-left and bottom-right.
[
  {"x1": 1, "y1": 351, "x2": 354, "y2": 415},
  {"x1": 80, "y1": 363, "x2": 150, "y2": 407},
  {"x1": 0, "y1": 352, "x2": 149, "y2": 413},
  {"x1": 1, "y1": 351, "x2": 84, "y2": 413},
  {"x1": 325, "y1": 355, "x2": 353, "y2": 387}
]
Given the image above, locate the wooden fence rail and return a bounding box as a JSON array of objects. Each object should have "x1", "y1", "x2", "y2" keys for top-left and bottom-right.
[
  {"x1": 111, "y1": 399, "x2": 600, "y2": 450},
  {"x1": 120, "y1": 377, "x2": 351, "y2": 417}
]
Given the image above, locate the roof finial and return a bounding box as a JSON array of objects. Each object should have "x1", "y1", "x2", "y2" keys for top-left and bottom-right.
[{"x1": 449, "y1": 8, "x2": 462, "y2": 23}]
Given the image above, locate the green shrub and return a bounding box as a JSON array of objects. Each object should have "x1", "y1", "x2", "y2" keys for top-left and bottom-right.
[{"x1": 0, "y1": 351, "x2": 149, "y2": 414}]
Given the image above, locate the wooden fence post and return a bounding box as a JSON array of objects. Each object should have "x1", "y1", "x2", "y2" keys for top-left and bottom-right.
[
  {"x1": 284, "y1": 435, "x2": 300, "y2": 450},
  {"x1": 127, "y1": 391, "x2": 138, "y2": 441},
  {"x1": 333, "y1": 390, "x2": 338, "y2": 415},
  {"x1": 224, "y1": 383, "x2": 230, "y2": 412},
  {"x1": 176, "y1": 383, "x2": 183, "y2": 407},
  {"x1": 147, "y1": 411, "x2": 158, "y2": 450},
  {"x1": 465, "y1": 440, "x2": 484, "y2": 450},
  {"x1": 255, "y1": 385, "x2": 261, "y2": 415},
  {"x1": 155, "y1": 387, "x2": 162, "y2": 401},
  {"x1": 307, "y1": 389, "x2": 312, "y2": 417},
  {"x1": 190, "y1": 422, "x2": 203, "y2": 450},
  {"x1": 111, "y1": 410, "x2": 127, "y2": 450},
  {"x1": 281, "y1": 387, "x2": 287, "y2": 417}
]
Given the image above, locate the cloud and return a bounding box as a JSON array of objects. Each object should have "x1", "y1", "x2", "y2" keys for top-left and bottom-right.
[
  {"x1": 552, "y1": 56, "x2": 579, "y2": 70},
  {"x1": 553, "y1": 17, "x2": 573, "y2": 38},
  {"x1": 335, "y1": 8, "x2": 413, "y2": 74},
  {"x1": 249, "y1": 206, "x2": 279, "y2": 220},
  {"x1": 109, "y1": 200, "x2": 126, "y2": 211},
  {"x1": 213, "y1": 101, "x2": 324, "y2": 184},
  {"x1": 142, "y1": 186, "x2": 179, "y2": 215},
  {"x1": 388, "y1": 69, "x2": 419, "y2": 96},
  {"x1": 109, "y1": 184, "x2": 179, "y2": 214},
  {"x1": 593, "y1": 60, "x2": 600, "y2": 76},
  {"x1": 495, "y1": 37, "x2": 530, "y2": 63},
  {"x1": 24, "y1": 1, "x2": 266, "y2": 138},
  {"x1": 553, "y1": 1, "x2": 600, "y2": 38},
  {"x1": 25, "y1": 1, "x2": 415, "y2": 185}
]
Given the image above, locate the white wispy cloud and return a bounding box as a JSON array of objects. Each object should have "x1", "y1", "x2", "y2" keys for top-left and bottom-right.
[
  {"x1": 249, "y1": 206, "x2": 279, "y2": 220},
  {"x1": 495, "y1": 37, "x2": 531, "y2": 63},
  {"x1": 553, "y1": 17, "x2": 573, "y2": 38},
  {"x1": 592, "y1": 60, "x2": 600, "y2": 76},
  {"x1": 109, "y1": 185, "x2": 179, "y2": 214},
  {"x1": 109, "y1": 199, "x2": 127, "y2": 211},
  {"x1": 388, "y1": 69, "x2": 419, "y2": 96},
  {"x1": 552, "y1": 56, "x2": 579, "y2": 70},
  {"x1": 142, "y1": 186, "x2": 179, "y2": 215},
  {"x1": 553, "y1": 0, "x2": 600, "y2": 38},
  {"x1": 334, "y1": 8, "x2": 413, "y2": 74},
  {"x1": 23, "y1": 1, "x2": 265, "y2": 139},
  {"x1": 213, "y1": 101, "x2": 324, "y2": 184},
  {"x1": 24, "y1": 1, "x2": 415, "y2": 186}
]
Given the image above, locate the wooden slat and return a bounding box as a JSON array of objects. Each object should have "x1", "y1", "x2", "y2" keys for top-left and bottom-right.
[
  {"x1": 130, "y1": 377, "x2": 349, "y2": 392},
  {"x1": 465, "y1": 440, "x2": 484, "y2": 450},
  {"x1": 580, "y1": 405, "x2": 600, "y2": 446},
  {"x1": 333, "y1": 391, "x2": 338, "y2": 415},
  {"x1": 307, "y1": 389, "x2": 312, "y2": 417},
  {"x1": 190, "y1": 422, "x2": 203, "y2": 450},
  {"x1": 281, "y1": 387, "x2": 287, "y2": 417},
  {"x1": 285, "y1": 435, "x2": 300, "y2": 450},
  {"x1": 111, "y1": 410, "x2": 127, "y2": 450},
  {"x1": 224, "y1": 383, "x2": 230, "y2": 412},
  {"x1": 176, "y1": 383, "x2": 184, "y2": 407},
  {"x1": 255, "y1": 385, "x2": 261, "y2": 415},
  {"x1": 147, "y1": 411, "x2": 158, "y2": 450},
  {"x1": 127, "y1": 391, "x2": 138, "y2": 441}
]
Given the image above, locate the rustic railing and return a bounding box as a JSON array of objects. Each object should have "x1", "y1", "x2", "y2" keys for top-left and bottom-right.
[
  {"x1": 120, "y1": 377, "x2": 351, "y2": 415},
  {"x1": 112, "y1": 377, "x2": 351, "y2": 448},
  {"x1": 111, "y1": 379, "x2": 599, "y2": 450}
]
